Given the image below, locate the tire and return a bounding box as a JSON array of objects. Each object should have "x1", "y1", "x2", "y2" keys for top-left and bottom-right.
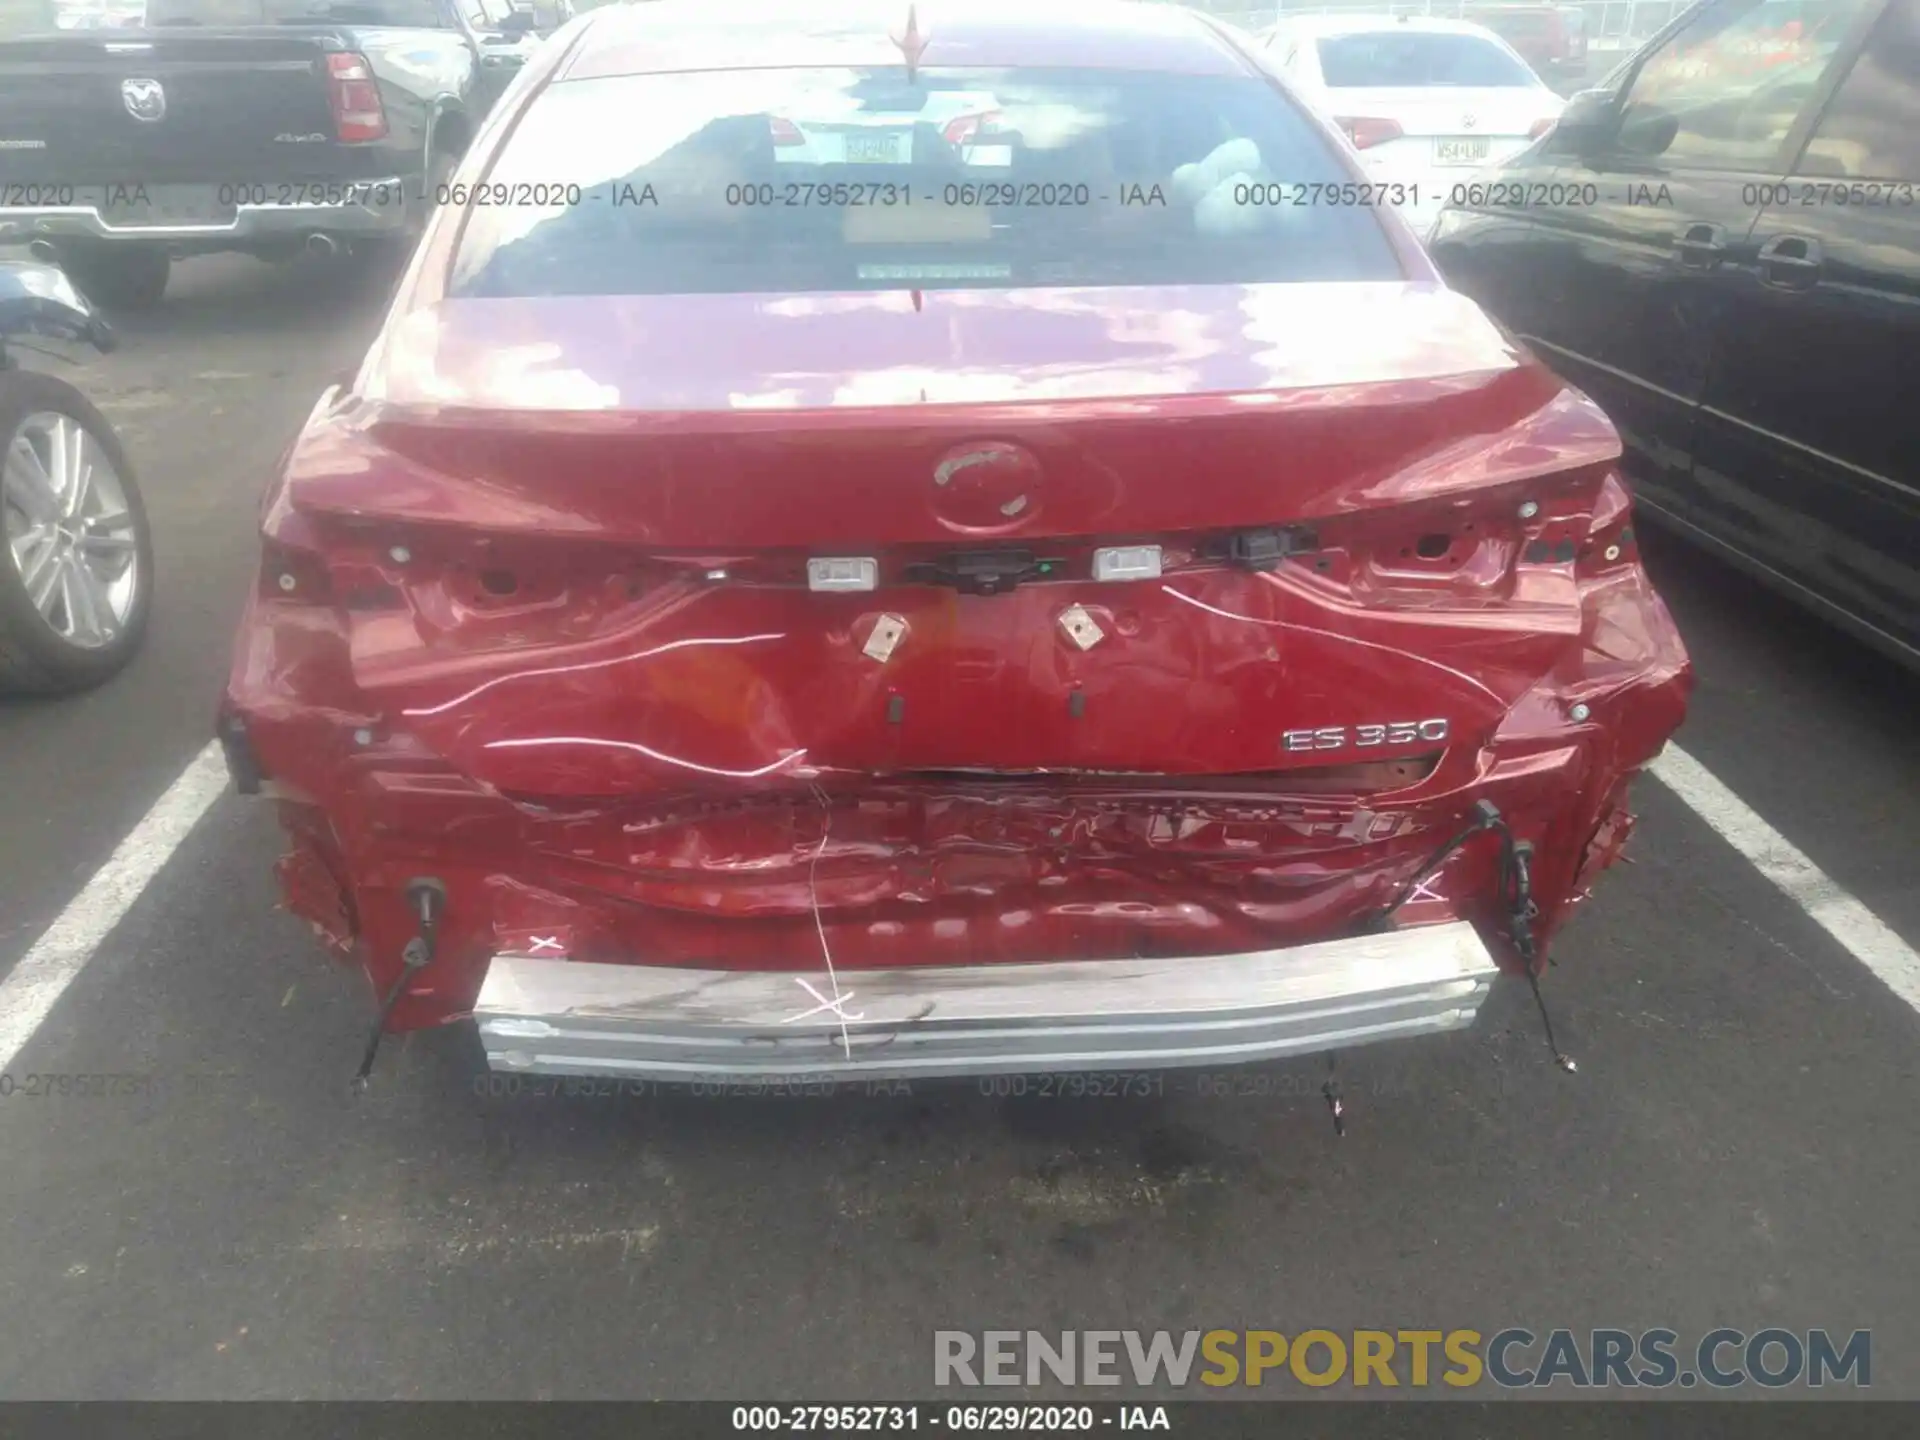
[
  {"x1": 0, "y1": 370, "x2": 154, "y2": 695},
  {"x1": 55, "y1": 242, "x2": 171, "y2": 312}
]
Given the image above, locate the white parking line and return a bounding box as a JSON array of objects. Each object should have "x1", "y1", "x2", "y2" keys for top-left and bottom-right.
[
  {"x1": 0, "y1": 741, "x2": 229, "y2": 1071},
  {"x1": 1652, "y1": 742, "x2": 1920, "y2": 1014}
]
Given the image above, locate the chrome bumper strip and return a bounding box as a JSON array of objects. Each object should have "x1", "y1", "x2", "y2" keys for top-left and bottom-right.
[{"x1": 471, "y1": 921, "x2": 1500, "y2": 1083}]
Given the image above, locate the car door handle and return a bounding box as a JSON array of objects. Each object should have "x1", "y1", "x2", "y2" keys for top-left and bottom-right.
[
  {"x1": 1672, "y1": 222, "x2": 1729, "y2": 267},
  {"x1": 1756, "y1": 233, "x2": 1823, "y2": 290}
]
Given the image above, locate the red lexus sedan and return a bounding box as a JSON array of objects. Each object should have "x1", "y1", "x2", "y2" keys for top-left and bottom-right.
[{"x1": 219, "y1": 0, "x2": 1691, "y2": 1095}]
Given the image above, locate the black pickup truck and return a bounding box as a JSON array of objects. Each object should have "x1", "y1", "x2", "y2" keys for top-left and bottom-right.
[{"x1": 0, "y1": 0, "x2": 551, "y2": 308}]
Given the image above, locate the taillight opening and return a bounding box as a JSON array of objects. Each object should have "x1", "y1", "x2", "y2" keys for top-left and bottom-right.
[
  {"x1": 1529, "y1": 118, "x2": 1558, "y2": 141},
  {"x1": 769, "y1": 116, "x2": 806, "y2": 148},
  {"x1": 1336, "y1": 116, "x2": 1404, "y2": 151},
  {"x1": 325, "y1": 52, "x2": 387, "y2": 143},
  {"x1": 260, "y1": 537, "x2": 332, "y2": 602},
  {"x1": 1577, "y1": 521, "x2": 1640, "y2": 579}
]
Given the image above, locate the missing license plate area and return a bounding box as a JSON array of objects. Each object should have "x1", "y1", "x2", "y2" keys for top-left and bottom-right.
[{"x1": 1434, "y1": 138, "x2": 1491, "y2": 165}]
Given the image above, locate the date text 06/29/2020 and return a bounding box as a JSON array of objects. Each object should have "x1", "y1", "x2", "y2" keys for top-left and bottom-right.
[{"x1": 731, "y1": 1406, "x2": 1166, "y2": 1432}]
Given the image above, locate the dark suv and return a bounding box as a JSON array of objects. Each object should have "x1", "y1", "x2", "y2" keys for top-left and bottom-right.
[{"x1": 1431, "y1": 0, "x2": 1920, "y2": 668}]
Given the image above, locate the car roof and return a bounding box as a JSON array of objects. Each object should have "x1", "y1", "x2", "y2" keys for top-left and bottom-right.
[{"x1": 561, "y1": 0, "x2": 1258, "y2": 83}]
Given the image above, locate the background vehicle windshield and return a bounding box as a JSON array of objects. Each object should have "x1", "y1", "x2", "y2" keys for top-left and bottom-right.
[
  {"x1": 1316, "y1": 33, "x2": 1538, "y2": 87},
  {"x1": 451, "y1": 65, "x2": 1403, "y2": 298}
]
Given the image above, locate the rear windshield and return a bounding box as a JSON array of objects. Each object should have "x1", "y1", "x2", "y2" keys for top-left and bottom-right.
[
  {"x1": 1316, "y1": 33, "x2": 1538, "y2": 87},
  {"x1": 145, "y1": 0, "x2": 445, "y2": 25},
  {"x1": 451, "y1": 67, "x2": 1403, "y2": 299}
]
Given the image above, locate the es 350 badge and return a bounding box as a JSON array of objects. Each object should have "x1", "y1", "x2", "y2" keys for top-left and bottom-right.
[{"x1": 1283, "y1": 718, "x2": 1451, "y2": 753}]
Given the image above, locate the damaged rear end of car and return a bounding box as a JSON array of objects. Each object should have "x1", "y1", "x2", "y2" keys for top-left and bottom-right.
[
  {"x1": 219, "y1": 285, "x2": 1689, "y2": 1084},
  {"x1": 218, "y1": 5, "x2": 1691, "y2": 1088}
]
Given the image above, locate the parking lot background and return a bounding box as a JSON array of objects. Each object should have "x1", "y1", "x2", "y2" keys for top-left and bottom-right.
[{"x1": 0, "y1": 203, "x2": 1916, "y2": 1399}]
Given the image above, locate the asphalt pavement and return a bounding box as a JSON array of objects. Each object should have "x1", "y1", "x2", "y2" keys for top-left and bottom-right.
[{"x1": 0, "y1": 252, "x2": 1916, "y2": 1401}]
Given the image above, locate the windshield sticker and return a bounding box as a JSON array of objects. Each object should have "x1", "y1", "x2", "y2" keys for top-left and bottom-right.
[{"x1": 856, "y1": 263, "x2": 1012, "y2": 281}]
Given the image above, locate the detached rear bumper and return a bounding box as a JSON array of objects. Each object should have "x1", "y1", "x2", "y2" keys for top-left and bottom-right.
[{"x1": 472, "y1": 920, "x2": 1499, "y2": 1083}]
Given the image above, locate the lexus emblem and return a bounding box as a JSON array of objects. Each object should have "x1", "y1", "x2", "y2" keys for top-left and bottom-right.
[
  {"x1": 928, "y1": 440, "x2": 1046, "y2": 535},
  {"x1": 121, "y1": 78, "x2": 166, "y2": 123}
]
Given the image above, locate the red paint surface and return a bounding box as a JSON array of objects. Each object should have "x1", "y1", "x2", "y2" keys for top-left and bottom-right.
[
  {"x1": 221, "y1": 5, "x2": 1686, "y2": 1033},
  {"x1": 224, "y1": 273, "x2": 1689, "y2": 1032}
]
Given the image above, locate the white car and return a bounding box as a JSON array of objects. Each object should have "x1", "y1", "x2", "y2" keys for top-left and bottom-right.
[
  {"x1": 769, "y1": 86, "x2": 1004, "y2": 168},
  {"x1": 1260, "y1": 15, "x2": 1565, "y2": 237}
]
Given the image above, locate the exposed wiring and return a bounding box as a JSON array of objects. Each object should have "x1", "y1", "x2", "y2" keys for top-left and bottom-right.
[
  {"x1": 1373, "y1": 797, "x2": 1505, "y2": 926},
  {"x1": 352, "y1": 879, "x2": 444, "y2": 1090},
  {"x1": 808, "y1": 785, "x2": 858, "y2": 1061},
  {"x1": 1369, "y1": 799, "x2": 1576, "y2": 1073},
  {"x1": 1498, "y1": 833, "x2": 1577, "y2": 1073}
]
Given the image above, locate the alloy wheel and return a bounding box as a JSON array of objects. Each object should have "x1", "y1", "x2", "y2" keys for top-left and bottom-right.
[{"x1": 2, "y1": 411, "x2": 143, "y2": 650}]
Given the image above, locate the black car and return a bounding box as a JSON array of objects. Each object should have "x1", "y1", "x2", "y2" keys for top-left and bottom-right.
[
  {"x1": 1430, "y1": 0, "x2": 1920, "y2": 668},
  {"x1": 0, "y1": 0, "x2": 555, "y2": 309}
]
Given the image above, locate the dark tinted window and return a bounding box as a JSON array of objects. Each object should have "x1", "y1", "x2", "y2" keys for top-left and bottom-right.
[
  {"x1": 1614, "y1": 0, "x2": 1869, "y2": 170},
  {"x1": 1315, "y1": 32, "x2": 1537, "y2": 87},
  {"x1": 147, "y1": 0, "x2": 444, "y2": 23},
  {"x1": 452, "y1": 67, "x2": 1402, "y2": 299},
  {"x1": 1797, "y1": 3, "x2": 1920, "y2": 178}
]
